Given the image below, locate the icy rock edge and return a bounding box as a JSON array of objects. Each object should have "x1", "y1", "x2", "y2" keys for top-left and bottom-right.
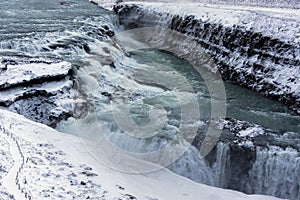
[{"x1": 0, "y1": 56, "x2": 78, "y2": 127}]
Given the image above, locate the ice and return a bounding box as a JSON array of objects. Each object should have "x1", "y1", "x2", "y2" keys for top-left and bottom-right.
[{"x1": 238, "y1": 127, "x2": 265, "y2": 137}]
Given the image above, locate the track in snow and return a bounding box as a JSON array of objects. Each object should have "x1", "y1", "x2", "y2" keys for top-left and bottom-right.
[{"x1": 0, "y1": 129, "x2": 26, "y2": 200}]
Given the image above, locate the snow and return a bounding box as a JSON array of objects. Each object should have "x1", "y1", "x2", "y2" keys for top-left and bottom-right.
[
  {"x1": 238, "y1": 140, "x2": 255, "y2": 148},
  {"x1": 0, "y1": 109, "x2": 281, "y2": 199},
  {"x1": 119, "y1": 1, "x2": 300, "y2": 44},
  {"x1": 238, "y1": 127, "x2": 265, "y2": 137},
  {"x1": 93, "y1": 0, "x2": 300, "y2": 9},
  {"x1": 0, "y1": 136, "x2": 13, "y2": 179},
  {"x1": 0, "y1": 61, "x2": 71, "y2": 89},
  {"x1": 0, "y1": 79, "x2": 72, "y2": 104},
  {"x1": 0, "y1": 130, "x2": 25, "y2": 200},
  {"x1": 0, "y1": 58, "x2": 76, "y2": 126}
]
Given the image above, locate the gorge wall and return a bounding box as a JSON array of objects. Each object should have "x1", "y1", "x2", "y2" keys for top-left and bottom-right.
[{"x1": 113, "y1": 3, "x2": 300, "y2": 115}]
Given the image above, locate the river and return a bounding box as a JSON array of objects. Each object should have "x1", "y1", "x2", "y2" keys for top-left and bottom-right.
[{"x1": 0, "y1": 0, "x2": 299, "y2": 199}]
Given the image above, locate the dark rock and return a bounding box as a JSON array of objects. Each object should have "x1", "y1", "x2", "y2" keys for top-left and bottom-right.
[
  {"x1": 82, "y1": 171, "x2": 98, "y2": 177},
  {"x1": 116, "y1": 184, "x2": 125, "y2": 190},
  {"x1": 59, "y1": 1, "x2": 78, "y2": 7},
  {"x1": 123, "y1": 194, "x2": 137, "y2": 200}
]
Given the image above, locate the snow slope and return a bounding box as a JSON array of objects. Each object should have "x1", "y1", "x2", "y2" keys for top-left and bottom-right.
[{"x1": 0, "y1": 109, "x2": 281, "y2": 199}]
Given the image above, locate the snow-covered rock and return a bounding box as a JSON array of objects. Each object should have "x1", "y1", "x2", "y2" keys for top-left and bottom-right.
[
  {"x1": 0, "y1": 56, "x2": 76, "y2": 127},
  {"x1": 0, "y1": 109, "x2": 281, "y2": 200},
  {"x1": 0, "y1": 58, "x2": 71, "y2": 90}
]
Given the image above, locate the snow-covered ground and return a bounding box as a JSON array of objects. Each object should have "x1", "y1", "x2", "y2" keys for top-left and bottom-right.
[
  {"x1": 0, "y1": 135, "x2": 14, "y2": 199},
  {"x1": 0, "y1": 109, "x2": 281, "y2": 199},
  {"x1": 113, "y1": 0, "x2": 300, "y2": 9}
]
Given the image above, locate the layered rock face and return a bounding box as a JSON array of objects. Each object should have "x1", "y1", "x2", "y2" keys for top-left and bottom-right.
[
  {"x1": 113, "y1": 4, "x2": 300, "y2": 114},
  {"x1": 0, "y1": 56, "x2": 75, "y2": 127}
]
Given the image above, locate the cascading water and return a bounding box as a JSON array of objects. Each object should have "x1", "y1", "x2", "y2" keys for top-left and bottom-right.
[
  {"x1": 212, "y1": 142, "x2": 230, "y2": 188},
  {"x1": 246, "y1": 146, "x2": 300, "y2": 199},
  {"x1": 57, "y1": 41, "x2": 218, "y2": 185},
  {"x1": 209, "y1": 143, "x2": 300, "y2": 199},
  {"x1": 1, "y1": 0, "x2": 299, "y2": 199},
  {"x1": 0, "y1": 0, "x2": 117, "y2": 61},
  {"x1": 110, "y1": 5, "x2": 300, "y2": 199}
]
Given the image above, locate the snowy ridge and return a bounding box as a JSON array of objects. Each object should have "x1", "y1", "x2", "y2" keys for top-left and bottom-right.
[
  {"x1": 129, "y1": 2, "x2": 300, "y2": 44},
  {"x1": 0, "y1": 79, "x2": 72, "y2": 105},
  {"x1": 0, "y1": 109, "x2": 281, "y2": 200}
]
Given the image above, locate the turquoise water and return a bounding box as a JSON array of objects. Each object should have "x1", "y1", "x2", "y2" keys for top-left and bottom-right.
[{"x1": 131, "y1": 49, "x2": 300, "y2": 133}]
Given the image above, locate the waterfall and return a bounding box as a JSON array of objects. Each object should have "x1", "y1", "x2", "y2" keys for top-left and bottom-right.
[
  {"x1": 212, "y1": 142, "x2": 230, "y2": 188},
  {"x1": 246, "y1": 146, "x2": 300, "y2": 200},
  {"x1": 206, "y1": 142, "x2": 300, "y2": 200}
]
